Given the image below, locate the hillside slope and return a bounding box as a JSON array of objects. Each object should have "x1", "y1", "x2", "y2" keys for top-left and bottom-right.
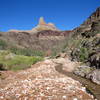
[{"x1": 64, "y1": 7, "x2": 100, "y2": 68}]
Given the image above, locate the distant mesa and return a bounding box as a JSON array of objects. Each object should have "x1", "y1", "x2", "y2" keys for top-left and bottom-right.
[{"x1": 9, "y1": 17, "x2": 59, "y2": 33}]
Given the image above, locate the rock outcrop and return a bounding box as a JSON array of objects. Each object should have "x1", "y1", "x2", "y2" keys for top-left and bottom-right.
[
  {"x1": 88, "y1": 50, "x2": 100, "y2": 69},
  {"x1": 87, "y1": 69, "x2": 100, "y2": 85},
  {"x1": 74, "y1": 65, "x2": 100, "y2": 85},
  {"x1": 39, "y1": 17, "x2": 46, "y2": 25},
  {"x1": 72, "y1": 7, "x2": 100, "y2": 36},
  {"x1": 74, "y1": 65, "x2": 92, "y2": 77},
  {"x1": 32, "y1": 17, "x2": 59, "y2": 32},
  {"x1": 83, "y1": 7, "x2": 100, "y2": 25}
]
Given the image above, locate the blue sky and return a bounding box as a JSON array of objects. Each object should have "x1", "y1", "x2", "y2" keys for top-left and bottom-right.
[{"x1": 0, "y1": 0, "x2": 100, "y2": 31}]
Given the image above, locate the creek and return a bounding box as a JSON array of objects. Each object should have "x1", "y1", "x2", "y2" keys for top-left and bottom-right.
[{"x1": 55, "y1": 64, "x2": 100, "y2": 100}]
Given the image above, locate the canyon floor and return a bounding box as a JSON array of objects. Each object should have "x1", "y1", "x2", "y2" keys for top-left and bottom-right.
[{"x1": 0, "y1": 58, "x2": 95, "y2": 100}]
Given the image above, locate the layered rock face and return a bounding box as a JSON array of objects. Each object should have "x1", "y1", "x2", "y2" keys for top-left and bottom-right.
[
  {"x1": 72, "y1": 7, "x2": 100, "y2": 35},
  {"x1": 0, "y1": 30, "x2": 71, "y2": 52},
  {"x1": 83, "y1": 7, "x2": 100, "y2": 25}
]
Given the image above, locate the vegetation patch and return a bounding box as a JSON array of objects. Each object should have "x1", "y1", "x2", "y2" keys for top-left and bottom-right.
[
  {"x1": 0, "y1": 40, "x2": 7, "y2": 50},
  {"x1": 0, "y1": 50, "x2": 43, "y2": 71},
  {"x1": 10, "y1": 47, "x2": 45, "y2": 57}
]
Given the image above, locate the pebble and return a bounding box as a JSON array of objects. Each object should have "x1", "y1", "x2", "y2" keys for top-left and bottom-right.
[
  {"x1": 62, "y1": 95, "x2": 67, "y2": 99},
  {"x1": 73, "y1": 98, "x2": 78, "y2": 100}
]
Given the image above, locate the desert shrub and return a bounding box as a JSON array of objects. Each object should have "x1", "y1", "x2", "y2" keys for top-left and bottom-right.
[
  {"x1": 63, "y1": 36, "x2": 83, "y2": 54},
  {"x1": 0, "y1": 40, "x2": 7, "y2": 50},
  {"x1": 10, "y1": 47, "x2": 45, "y2": 57},
  {"x1": 10, "y1": 48, "x2": 31, "y2": 56},
  {"x1": 31, "y1": 50, "x2": 45, "y2": 57},
  {"x1": 52, "y1": 50, "x2": 57, "y2": 57},
  {"x1": 79, "y1": 47, "x2": 88, "y2": 62},
  {"x1": 71, "y1": 47, "x2": 89, "y2": 62},
  {"x1": 0, "y1": 63, "x2": 6, "y2": 71}
]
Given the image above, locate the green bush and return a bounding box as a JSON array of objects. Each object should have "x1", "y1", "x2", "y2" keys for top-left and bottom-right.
[
  {"x1": 0, "y1": 63, "x2": 6, "y2": 70},
  {"x1": 0, "y1": 40, "x2": 7, "y2": 50},
  {"x1": 10, "y1": 47, "x2": 45, "y2": 57},
  {"x1": 79, "y1": 47, "x2": 88, "y2": 62}
]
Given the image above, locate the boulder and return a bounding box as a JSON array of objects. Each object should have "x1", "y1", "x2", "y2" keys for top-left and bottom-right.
[
  {"x1": 88, "y1": 51, "x2": 100, "y2": 69},
  {"x1": 86, "y1": 69, "x2": 100, "y2": 85},
  {"x1": 56, "y1": 53, "x2": 67, "y2": 58}
]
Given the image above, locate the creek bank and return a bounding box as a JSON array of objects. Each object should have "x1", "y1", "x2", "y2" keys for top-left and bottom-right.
[
  {"x1": 51, "y1": 56, "x2": 100, "y2": 100},
  {"x1": 54, "y1": 62, "x2": 100, "y2": 100},
  {"x1": 65, "y1": 72, "x2": 100, "y2": 100},
  {"x1": 74, "y1": 65, "x2": 100, "y2": 85}
]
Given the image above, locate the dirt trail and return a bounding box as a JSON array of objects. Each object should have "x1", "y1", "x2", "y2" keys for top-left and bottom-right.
[{"x1": 0, "y1": 58, "x2": 94, "y2": 100}]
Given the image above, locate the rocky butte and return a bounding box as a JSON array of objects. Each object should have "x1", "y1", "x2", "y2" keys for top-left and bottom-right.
[{"x1": 9, "y1": 17, "x2": 59, "y2": 33}]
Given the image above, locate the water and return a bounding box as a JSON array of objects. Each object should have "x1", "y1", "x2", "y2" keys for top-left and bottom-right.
[{"x1": 55, "y1": 64, "x2": 100, "y2": 100}]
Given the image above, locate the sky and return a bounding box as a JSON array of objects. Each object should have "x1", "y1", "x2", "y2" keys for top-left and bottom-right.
[{"x1": 0, "y1": 0, "x2": 100, "y2": 32}]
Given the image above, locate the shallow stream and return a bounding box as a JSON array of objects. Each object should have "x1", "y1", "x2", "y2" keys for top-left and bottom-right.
[{"x1": 55, "y1": 64, "x2": 100, "y2": 100}]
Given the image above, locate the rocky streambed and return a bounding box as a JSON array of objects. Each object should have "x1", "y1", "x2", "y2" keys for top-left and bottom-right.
[
  {"x1": 0, "y1": 58, "x2": 95, "y2": 100},
  {"x1": 0, "y1": 57, "x2": 99, "y2": 100}
]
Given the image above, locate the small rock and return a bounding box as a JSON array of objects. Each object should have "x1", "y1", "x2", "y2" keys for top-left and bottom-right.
[
  {"x1": 73, "y1": 98, "x2": 78, "y2": 100},
  {"x1": 62, "y1": 95, "x2": 67, "y2": 99}
]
